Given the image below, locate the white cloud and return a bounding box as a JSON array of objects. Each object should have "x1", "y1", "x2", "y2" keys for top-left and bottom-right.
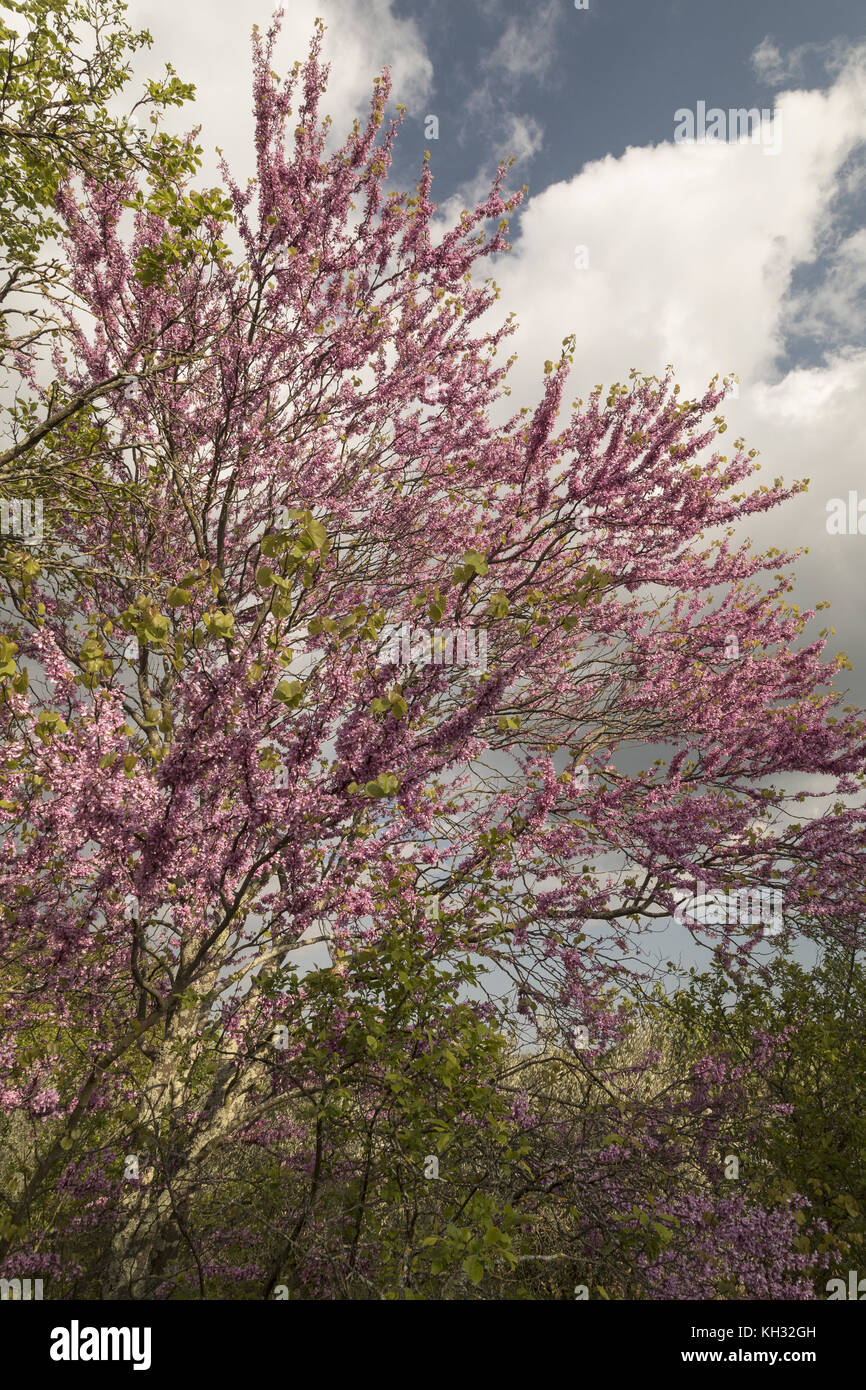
[
  {"x1": 751, "y1": 34, "x2": 852, "y2": 86},
  {"x1": 482, "y1": 1, "x2": 561, "y2": 84},
  {"x1": 127, "y1": 0, "x2": 432, "y2": 185},
  {"x1": 738, "y1": 353, "x2": 866, "y2": 656},
  {"x1": 466, "y1": 46, "x2": 866, "y2": 686},
  {"x1": 487, "y1": 47, "x2": 866, "y2": 407},
  {"x1": 786, "y1": 229, "x2": 866, "y2": 344},
  {"x1": 751, "y1": 36, "x2": 798, "y2": 85},
  {"x1": 503, "y1": 113, "x2": 545, "y2": 164}
]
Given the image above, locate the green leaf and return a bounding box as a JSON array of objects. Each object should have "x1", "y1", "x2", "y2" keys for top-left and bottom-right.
[
  {"x1": 274, "y1": 679, "x2": 304, "y2": 709},
  {"x1": 36, "y1": 709, "x2": 67, "y2": 738},
  {"x1": 203, "y1": 610, "x2": 235, "y2": 637},
  {"x1": 462, "y1": 550, "x2": 488, "y2": 576},
  {"x1": 141, "y1": 613, "x2": 170, "y2": 642},
  {"x1": 305, "y1": 518, "x2": 327, "y2": 550}
]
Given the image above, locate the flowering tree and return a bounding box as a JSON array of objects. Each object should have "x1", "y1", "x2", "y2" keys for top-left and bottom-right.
[
  {"x1": 1, "y1": 15, "x2": 864, "y2": 1299},
  {"x1": 0, "y1": 0, "x2": 214, "y2": 554}
]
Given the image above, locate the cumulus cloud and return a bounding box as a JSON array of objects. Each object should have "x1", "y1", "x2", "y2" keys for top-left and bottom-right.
[
  {"x1": 127, "y1": 0, "x2": 433, "y2": 184},
  {"x1": 490, "y1": 51, "x2": 866, "y2": 406},
  {"x1": 459, "y1": 44, "x2": 866, "y2": 690}
]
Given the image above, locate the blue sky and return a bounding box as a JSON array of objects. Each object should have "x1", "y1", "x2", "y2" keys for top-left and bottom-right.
[{"x1": 390, "y1": 0, "x2": 865, "y2": 207}]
